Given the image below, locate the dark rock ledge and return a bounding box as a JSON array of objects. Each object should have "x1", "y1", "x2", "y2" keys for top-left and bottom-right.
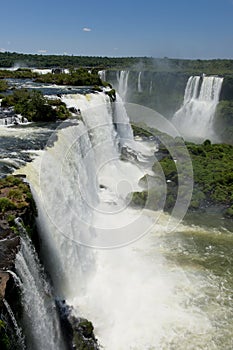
[
  {"x1": 0, "y1": 175, "x2": 36, "y2": 300},
  {"x1": 56, "y1": 299, "x2": 100, "y2": 350}
]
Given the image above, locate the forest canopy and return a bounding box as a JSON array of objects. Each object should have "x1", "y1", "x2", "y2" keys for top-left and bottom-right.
[{"x1": 1, "y1": 52, "x2": 233, "y2": 75}]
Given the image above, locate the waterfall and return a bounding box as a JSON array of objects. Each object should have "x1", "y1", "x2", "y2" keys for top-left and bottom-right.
[
  {"x1": 149, "y1": 80, "x2": 153, "y2": 95},
  {"x1": 172, "y1": 75, "x2": 223, "y2": 141},
  {"x1": 116, "y1": 71, "x2": 129, "y2": 101},
  {"x1": 137, "y1": 71, "x2": 142, "y2": 93},
  {"x1": 14, "y1": 219, "x2": 65, "y2": 350},
  {"x1": 15, "y1": 90, "x2": 217, "y2": 349},
  {"x1": 183, "y1": 76, "x2": 201, "y2": 102},
  {"x1": 113, "y1": 93, "x2": 134, "y2": 144},
  {"x1": 98, "y1": 70, "x2": 106, "y2": 81},
  {"x1": 3, "y1": 298, "x2": 26, "y2": 349}
]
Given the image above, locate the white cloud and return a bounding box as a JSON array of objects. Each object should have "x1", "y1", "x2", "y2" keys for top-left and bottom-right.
[
  {"x1": 38, "y1": 49, "x2": 47, "y2": 54},
  {"x1": 83, "y1": 27, "x2": 92, "y2": 32},
  {"x1": 0, "y1": 48, "x2": 6, "y2": 52}
]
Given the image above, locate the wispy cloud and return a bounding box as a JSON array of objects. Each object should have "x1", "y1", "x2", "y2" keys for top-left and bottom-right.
[
  {"x1": 0, "y1": 48, "x2": 6, "y2": 52},
  {"x1": 38, "y1": 49, "x2": 47, "y2": 54},
  {"x1": 83, "y1": 27, "x2": 92, "y2": 32}
]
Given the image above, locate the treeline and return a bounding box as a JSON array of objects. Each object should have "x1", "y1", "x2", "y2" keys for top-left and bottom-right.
[
  {"x1": 1, "y1": 52, "x2": 233, "y2": 74},
  {"x1": 35, "y1": 68, "x2": 103, "y2": 86},
  {"x1": 0, "y1": 52, "x2": 141, "y2": 69}
]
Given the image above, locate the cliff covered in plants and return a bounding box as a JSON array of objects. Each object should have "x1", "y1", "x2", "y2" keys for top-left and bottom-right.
[
  {"x1": 0, "y1": 175, "x2": 37, "y2": 349},
  {"x1": 130, "y1": 126, "x2": 233, "y2": 218}
]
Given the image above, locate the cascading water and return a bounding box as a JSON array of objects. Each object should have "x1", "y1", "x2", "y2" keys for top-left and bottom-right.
[
  {"x1": 3, "y1": 298, "x2": 26, "y2": 349},
  {"x1": 117, "y1": 71, "x2": 129, "y2": 101},
  {"x1": 98, "y1": 70, "x2": 106, "y2": 82},
  {"x1": 13, "y1": 91, "x2": 231, "y2": 349},
  {"x1": 113, "y1": 93, "x2": 134, "y2": 143},
  {"x1": 172, "y1": 75, "x2": 223, "y2": 141},
  {"x1": 14, "y1": 219, "x2": 65, "y2": 350},
  {"x1": 137, "y1": 71, "x2": 142, "y2": 93},
  {"x1": 149, "y1": 80, "x2": 153, "y2": 95}
]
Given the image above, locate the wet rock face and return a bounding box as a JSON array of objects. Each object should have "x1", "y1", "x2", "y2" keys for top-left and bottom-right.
[
  {"x1": 0, "y1": 175, "x2": 37, "y2": 301},
  {"x1": 0, "y1": 226, "x2": 20, "y2": 301},
  {"x1": 0, "y1": 234, "x2": 20, "y2": 270},
  {"x1": 56, "y1": 299, "x2": 100, "y2": 350},
  {"x1": 69, "y1": 316, "x2": 98, "y2": 350}
]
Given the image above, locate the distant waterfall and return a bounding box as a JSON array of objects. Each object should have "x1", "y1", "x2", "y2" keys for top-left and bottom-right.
[
  {"x1": 149, "y1": 80, "x2": 153, "y2": 95},
  {"x1": 14, "y1": 220, "x2": 65, "y2": 350},
  {"x1": 98, "y1": 70, "x2": 106, "y2": 82},
  {"x1": 113, "y1": 93, "x2": 134, "y2": 145},
  {"x1": 172, "y1": 75, "x2": 223, "y2": 141},
  {"x1": 117, "y1": 71, "x2": 129, "y2": 101},
  {"x1": 137, "y1": 71, "x2": 142, "y2": 93}
]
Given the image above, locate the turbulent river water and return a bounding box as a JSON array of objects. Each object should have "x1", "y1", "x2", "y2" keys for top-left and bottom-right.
[{"x1": 0, "y1": 78, "x2": 233, "y2": 350}]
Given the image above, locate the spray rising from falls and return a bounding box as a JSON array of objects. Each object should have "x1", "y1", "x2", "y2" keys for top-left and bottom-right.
[
  {"x1": 14, "y1": 219, "x2": 65, "y2": 350},
  {"x1": 172, "y1": 75, "x2": 223, "y2": 141}
]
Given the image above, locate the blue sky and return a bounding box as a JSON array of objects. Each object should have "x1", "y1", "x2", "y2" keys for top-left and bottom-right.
[{"x1": 1, "y1": 0, "x2": 233, "y2": 59}]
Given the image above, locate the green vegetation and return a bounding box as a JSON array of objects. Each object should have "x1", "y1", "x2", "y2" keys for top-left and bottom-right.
[
  {"x1": 0, "y1": 175, "x2": 37, "y2": 217},
  {"x1": 0, "y1": 79, "x2": 8, "y2": 92},
  {"x1": 1, "y1": 89, "x2": 70, "y2": 122},
  {"x1": 105, "y1": 88, "x2": 116, "y2": 102},
  {"x1": 0, "y1": 319, "x2": 11, "y2": 350},
  {"x1": 1, "y1": 52, "x2": 233, "y2": 74},
  {"x1": 130, "y1": 136, "x2": 233, "y2": 217},
  {"x1": 153, "y1": 141, "x2": 233, "y2": 214},
  {"x1": 0, "y1": 197, "x2": 16, "y2": 213},
  {"x1": 0, "y1": 68, "x2": 38, "y2": 80},
  {"x1": 35, "y1": 68, "x2": 103, "y2": 86},
  {"x1": 131, "y1": 123, "x2": 154, "y2": 137},
  {"x1": 130, "y1": 191, "x2": 148, "y2": 207},
  {"x1": 187, "y1": 142, "x2": 233, "y2": 207}
]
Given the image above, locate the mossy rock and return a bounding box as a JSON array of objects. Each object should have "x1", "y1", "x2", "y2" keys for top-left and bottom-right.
[
  {"x1": 0, "y1": 198, "x2": 17, "y2": 213},
  {"x1": 105, "y1": 88, "x2": 116, "y2": 102},
  {"x1": 0, "y1": 319, "x2": 11, "y2": 350}
]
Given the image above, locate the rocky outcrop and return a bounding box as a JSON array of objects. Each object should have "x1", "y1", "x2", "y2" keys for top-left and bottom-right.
[
  {"x1": 0, "y1": 273, "x2": 9, "y2": 300},
  {"x1": 0, "y1": 233, "x2": 20, "y2": 302},
  {"x1": 56, "y1": 299, "x2": 100, "y2": 350},
  {"x1": 0, "y1": 228, "x2": 20, "y2": 303}
]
